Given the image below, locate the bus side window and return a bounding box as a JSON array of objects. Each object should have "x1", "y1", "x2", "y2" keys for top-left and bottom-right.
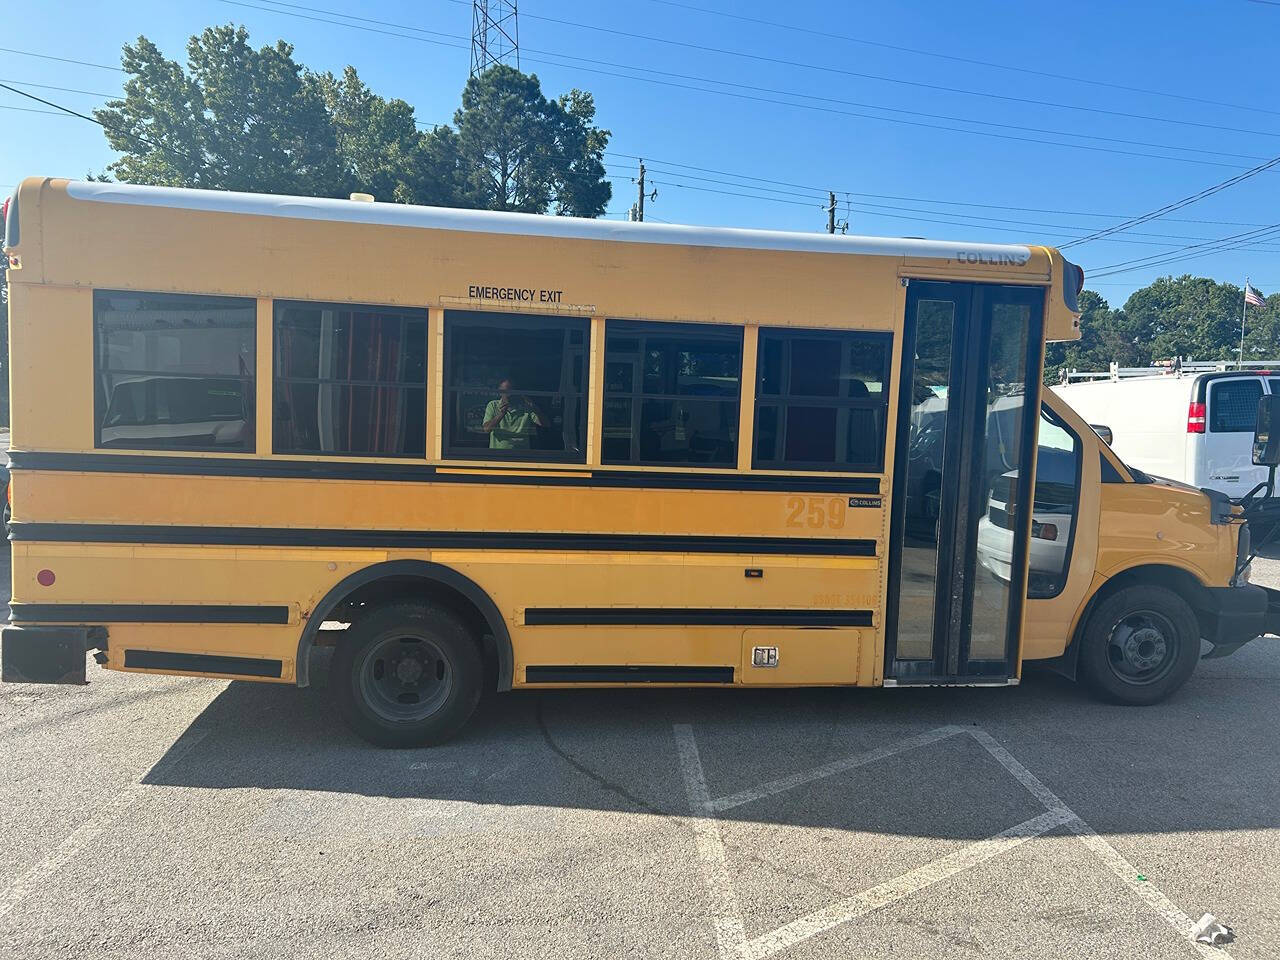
[
  {"x1": 273, "y1": 302, "x2": 427, "y2": 457},
  {"x1": 752, "y1": 329, "x2": 891, "y2": 472},
  {"x1": 442, "y1": 310, "x2": 589, "y2": 462},
  {"x1": 94, "y1": 290, "x2": 256, "y2": 453},
  {"x1": 601, "y1": 320, "x2": 743, "y2": 467}
]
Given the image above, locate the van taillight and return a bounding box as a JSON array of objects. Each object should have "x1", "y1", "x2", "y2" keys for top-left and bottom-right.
[{"x1": 1187, "y1": 401, "x2": 1206, "y2": 433}]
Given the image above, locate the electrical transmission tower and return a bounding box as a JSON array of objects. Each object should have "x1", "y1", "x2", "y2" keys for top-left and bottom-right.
[{"x1": 470, "y1": 1, "x2": 520, "y2": 78}]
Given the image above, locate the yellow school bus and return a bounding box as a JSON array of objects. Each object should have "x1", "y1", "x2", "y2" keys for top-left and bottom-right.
[{"x1": 2, "y1": 177, "x2": 1274, "y2": 746}]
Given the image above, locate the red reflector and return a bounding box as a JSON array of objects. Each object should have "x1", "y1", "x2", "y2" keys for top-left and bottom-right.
[
  {"x1": 36, "y1": 569, "x2": 55, "y2": 587},
  {"x1": 1187, "y1": 401, "x2": 1206, "y2": 434}
]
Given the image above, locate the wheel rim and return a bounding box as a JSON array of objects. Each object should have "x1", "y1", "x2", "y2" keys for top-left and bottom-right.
[
  {"x1": 1105, "y1": 609, "x2": 1180, "y2": 686},
  {"x1": 356, "y1": 633, "x2": 454, "y2": 722}
]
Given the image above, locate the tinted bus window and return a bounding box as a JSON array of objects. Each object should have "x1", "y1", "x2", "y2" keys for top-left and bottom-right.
[
  {"x1": 94, "y1": 291, "x2": 255, "y2": 452},
  {"x1": 273, "y1": 302, "x2": 427, "y2": 457},
  {"x1": 602, "y1": 321, "x2": 742, "y2": 466},
  {"x1": 443, "y1": 311, "x2": 589, "y2": 461},
  {"x1": 753, "y1": 329, "x2": 891, "y2": 471}
]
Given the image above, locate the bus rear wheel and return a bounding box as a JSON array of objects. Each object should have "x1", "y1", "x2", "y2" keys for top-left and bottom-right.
[
  {"x1": 1077, "y1": 584, "x2": 1199, "y2": 705},
  {"x1": 332, "y1": 600, "x2": 483, "y2": 747}
]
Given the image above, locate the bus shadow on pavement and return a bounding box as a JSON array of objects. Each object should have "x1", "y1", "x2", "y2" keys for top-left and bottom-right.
[{"x1": 138, "y1": 645, "x2": 1280, "y2": 841}]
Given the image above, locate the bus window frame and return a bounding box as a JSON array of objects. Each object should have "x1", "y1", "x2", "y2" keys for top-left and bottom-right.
[
  {"x1": 92, "y1": 288, "x2": 257, "y2": 455},
  {"x1": 601, "y1": 318, "x2": 746, "y2": 469},
  {"x1": 270, "y1": 300, "x2": 430, "y2": 463},
  {"x1": 271, "y1": 298, "x2": 430, "y2": 460},
  {"x1": 441, "y1": 309, "x2": 591, "y2": 464},
  {"x1": 751, "y1": 327, "x2": 894, "y2": 474},
  {"x1": 1027, "y1": 403, "x2": 1083, "y2": 602}
]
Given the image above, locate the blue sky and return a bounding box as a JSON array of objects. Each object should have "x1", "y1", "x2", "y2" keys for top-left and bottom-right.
[{"x1": 3, "y1": 0, "x2": 1279, "y2": 305}]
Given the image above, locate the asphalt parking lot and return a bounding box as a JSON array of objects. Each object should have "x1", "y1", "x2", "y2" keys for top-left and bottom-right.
[{"x1": 1, "y1": 550, "x2": 1278, "y2": 959}]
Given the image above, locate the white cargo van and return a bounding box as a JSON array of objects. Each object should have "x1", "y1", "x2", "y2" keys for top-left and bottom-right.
[{"x1": 1052, "y1": 363, "x2": 1280, "y2": 498}]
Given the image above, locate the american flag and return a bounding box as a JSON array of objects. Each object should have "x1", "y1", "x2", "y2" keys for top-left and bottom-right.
[{"x1": 1246, "y1": 281, "x2": 1266, "y2": 308}]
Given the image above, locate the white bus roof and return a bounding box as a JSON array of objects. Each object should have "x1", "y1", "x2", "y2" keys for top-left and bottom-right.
[{"x1": 63, "y1": 179, "x2": 1033, "y2": 265}]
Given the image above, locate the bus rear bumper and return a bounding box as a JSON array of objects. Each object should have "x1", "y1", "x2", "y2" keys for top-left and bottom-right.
[
  {"x1": 1200, "y1": 584, "x2": 1280, "y2": 659},
  {"x1": 1, "y1": 624, "x2": 91, "y2": 684}
]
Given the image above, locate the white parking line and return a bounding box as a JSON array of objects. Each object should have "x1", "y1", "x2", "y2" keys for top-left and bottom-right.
[
  {"x1": 969, "y1": 729, "x2": 1232, "y2": 960},
  {"x1": 675, "y1": 724, "x2": 747, "y2": 960},
  {"x1": 740, "y1": 808, "x2": 1073, "y2": 960},
  {"x1": 675, "y1": 724, "x2": 1233, "y2": 960},
  {"x1": 706, "y1": 725, "x2": 965, "y2": 814}
]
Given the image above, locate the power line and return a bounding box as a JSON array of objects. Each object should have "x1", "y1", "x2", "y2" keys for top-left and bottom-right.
[
  {"x1": 433, "y1": 0, "x2": 1280, "y2": 142},
  {"x1": 634, "y1": 162, "x2": 1280, "y2": 245},
  {"x1": 1089, "y1": 224, "x2": 1280, "y2": 278},
  {"x1": 649, "y1": 176, "x2": 1280, "y2": 252},
  {"x1": 0, "y1": 103, "x2": 79, "y2": 118},
  {"x1": 0, "y1": 47, "x2": 124, "y2": 72},
  {"x1": 0, "y1": 81, "x2": 205, "y2": 171},
  {"x1": 522, "y1": 48, "x2": 1265, "y2": 165},
  {"x1": 641, "y1": 0, "x2": 1280, "y2": 120},
  {"x1": 219, "y1": 1, "x2": 1276, "y2": 171},
  {"x1": 1060, "y1": 152, "x2": 1280, "y2": 249},
  {"x1": 0, "y1": 79, "x2": 119, "y2": 98},
  {"x1": 604, "y1": 150, "x2": 1274, "y2": 228}
]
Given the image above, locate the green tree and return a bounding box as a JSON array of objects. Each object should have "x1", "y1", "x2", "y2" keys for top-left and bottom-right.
[
  {"x1": 94, "y1": 26, "x2": 609, "y2": 217},
  {"x1": 1124, "y1": 275, "x2": 1245, "y2": 362},
  {"x1": 96, "y1": 26, "x2": 343, "y2": 195},
  {"x1": 309, "y1": 66, "x2": 449, "y2": 205},
  {"x1": 453, "y1": 65, "x2": 611, "y2": 217},
  {"x1": 1043, "y1": 290, "x2": 1147, "y2": 382}
]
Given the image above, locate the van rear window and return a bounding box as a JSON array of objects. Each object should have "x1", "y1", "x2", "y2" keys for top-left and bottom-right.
[{"x1": 1209, "y1": 379, "x2": 1263, "y2": 433}]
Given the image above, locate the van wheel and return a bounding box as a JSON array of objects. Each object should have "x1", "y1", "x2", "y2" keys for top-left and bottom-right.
[
  {"x1": 332, "y1": 600, "x2": 482, "y2": 747},
  {"x1": 1077, "y1": 585, "x2": 1199, "y2": 705}
]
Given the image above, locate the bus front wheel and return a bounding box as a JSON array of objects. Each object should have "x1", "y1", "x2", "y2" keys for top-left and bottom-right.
[
  {"x1": 332, "y1": 600, "x2": 483, "y2": 747},
  {"x1": 1077, "y1": 584, "x2": 1199, "y2": 705}
]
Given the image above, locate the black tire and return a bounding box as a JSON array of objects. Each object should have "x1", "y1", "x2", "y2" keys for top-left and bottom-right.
[
  {"x1": 1077, "y1": 584, "x2": 1200, "y2": 706},
  {"x1": 332, "y1": 600, "x2": 482, "y2": 747}
]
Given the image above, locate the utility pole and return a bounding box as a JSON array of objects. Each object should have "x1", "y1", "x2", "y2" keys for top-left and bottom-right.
[
  {"x1": 634, "y1": 159, "x2": 656, "y2": 222},
  {"x1": 827, "y1": 192, "x2": 836, "y2": 235},
  {"x1": 470, "y1": 1, "x2": 519, "y2": 78},
  {"x1": 637, "y1": 160, "x2": 647, "y2": 222}
]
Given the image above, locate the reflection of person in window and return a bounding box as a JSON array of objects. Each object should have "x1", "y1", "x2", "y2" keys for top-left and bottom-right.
[{"x1": 481, "y1": 377, "x2": 547, "y2": 450}]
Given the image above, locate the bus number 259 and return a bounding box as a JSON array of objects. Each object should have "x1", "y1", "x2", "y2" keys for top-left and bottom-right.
[{"x1": 784, "y1": 496, "x2": 847, "y2": 529}]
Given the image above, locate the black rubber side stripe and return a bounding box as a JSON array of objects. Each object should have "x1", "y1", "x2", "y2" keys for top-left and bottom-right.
[
  {"x1": 524, "y1": 665, "x2": 733, "y2": 683},
  {"x1": 10, "y1": 523, "x2": 876, "y2": 556},
  {"x1": 123, "y1": 649, "x2": 284, "y2": 678},
  {"x1": 524, "y1": 608, "x2": 874, "y2": 626},
  {"x1": 10, "y1": 603, "x2": 289, "y2": 624},
  {"x1": 8, "y1": 451, "x2": 879, "y2": 494}
]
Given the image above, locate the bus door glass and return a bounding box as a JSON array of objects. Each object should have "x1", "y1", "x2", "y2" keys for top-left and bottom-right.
[{"x1": 887, "y1": 281, "x2": 1045, "y2": 683}]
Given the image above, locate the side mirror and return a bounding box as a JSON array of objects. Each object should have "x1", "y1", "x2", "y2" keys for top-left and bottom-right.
[
  {"x1": 1253, "y1": 395, "x2": 1280, "y2": 466},
  {"x1": 1090, "y1": 424, "x2": 1113, "y2": 446}
]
